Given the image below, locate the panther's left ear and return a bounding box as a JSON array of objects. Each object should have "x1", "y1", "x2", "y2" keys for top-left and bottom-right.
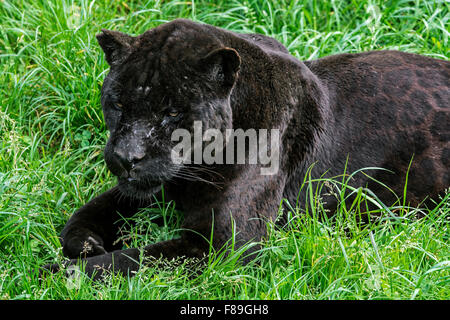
[
  {"x1": 200, "y1": 47, "x2": 241, "y2": 88},
  {"x1": 96, "y1": 29, "x2": 133, "y2": 66}
]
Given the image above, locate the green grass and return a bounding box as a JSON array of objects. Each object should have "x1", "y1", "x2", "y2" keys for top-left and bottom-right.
[{"x1": 0, "y1": 0, "x2": 449, "y2": 300}]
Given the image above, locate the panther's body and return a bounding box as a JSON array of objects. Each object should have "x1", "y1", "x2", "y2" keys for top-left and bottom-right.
[{"x1": 42, "y1": 19, "x2": 449, "y2": 279}]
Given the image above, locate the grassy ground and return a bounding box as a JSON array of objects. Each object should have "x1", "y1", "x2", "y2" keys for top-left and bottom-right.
[{"x1": 0, "y1": 0, "x2": 449, "y2": 300}]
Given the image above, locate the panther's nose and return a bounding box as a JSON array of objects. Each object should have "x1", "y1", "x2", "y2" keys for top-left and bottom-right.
[{"x1": 114, "y1": 148, "x2": 145, "y2": 173}]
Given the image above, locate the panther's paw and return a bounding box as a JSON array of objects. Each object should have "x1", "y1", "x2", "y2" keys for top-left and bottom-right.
[
  {"x1": 63, "y1": 234, "x2": 108, "y2": 259},
  {"x1": 38, "y1": 260, "x2": 71, "y2": 279}
]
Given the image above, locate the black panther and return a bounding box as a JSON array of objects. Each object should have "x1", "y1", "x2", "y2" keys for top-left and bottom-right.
[{"x1": 41, "y1": 19, "x2": 449, "y2": 279}]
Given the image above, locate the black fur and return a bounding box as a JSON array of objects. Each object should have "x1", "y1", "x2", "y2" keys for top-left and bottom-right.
[{"x1": 41, "y1": 19, "x2": 449, "y2": 280}]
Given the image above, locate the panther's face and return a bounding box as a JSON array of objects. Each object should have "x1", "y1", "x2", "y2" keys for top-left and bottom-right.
[{"x1": 96, "y1": 21, "x2": 240, "y2": 198}]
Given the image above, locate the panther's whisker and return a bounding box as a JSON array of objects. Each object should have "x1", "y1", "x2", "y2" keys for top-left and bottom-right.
[
  {"x1": 169, "y1": 168, "x2": 223, "y2": 189},
  {"x1": 183, "y1": 164, "x2": 225, "y2": 180}
]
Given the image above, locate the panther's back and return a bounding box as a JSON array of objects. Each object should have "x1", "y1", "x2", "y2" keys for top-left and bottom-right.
[{"x1": 289, "y1": 51, "x2": 449, "y2": 208}]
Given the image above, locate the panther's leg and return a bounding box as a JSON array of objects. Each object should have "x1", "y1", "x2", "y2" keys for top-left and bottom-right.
[
  {"x1": 44, "y1": 170, "x2": 287, "y2": 279},
  {"x1": 42, "y1": 234, "x2": 208, "y2": 280},
  {"x1": 60, "y1": 186, "x2": 157, "y2": 259}
]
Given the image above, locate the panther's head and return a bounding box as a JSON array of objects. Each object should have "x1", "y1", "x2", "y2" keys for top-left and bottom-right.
[{"x1": 96, "y1": 20, "x2": 240, "y2": 198}]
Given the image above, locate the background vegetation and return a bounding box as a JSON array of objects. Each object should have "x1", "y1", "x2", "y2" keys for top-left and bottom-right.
[{"x1": 0, "y1": 0, "x2": 448, "y2": 299}]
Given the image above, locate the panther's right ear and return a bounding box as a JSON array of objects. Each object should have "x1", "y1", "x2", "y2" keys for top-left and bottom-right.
[
  {"x1": 200, "y1": 47, "x2": 241, "y2": 88},
  {"x1": 96, "y1": 29, "x2": 133, "y2": 66}
]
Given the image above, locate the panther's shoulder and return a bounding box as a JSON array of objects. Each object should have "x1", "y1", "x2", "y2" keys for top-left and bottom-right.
[{"x1": 305, "y1": 50, "x2": 449, "y2": 74}]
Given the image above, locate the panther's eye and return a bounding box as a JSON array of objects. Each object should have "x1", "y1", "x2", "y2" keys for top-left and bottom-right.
[
  {"x1": 164, "y1": 109, "x2": 182, "y2": 122},
  {"x1": 112, "y1": 102, "x2": 123, "y2": 111}
]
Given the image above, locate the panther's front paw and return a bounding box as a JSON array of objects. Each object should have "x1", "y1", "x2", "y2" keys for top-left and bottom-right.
[
  {"x1": 39, "y1": 260, "x2": 71, "y2": 279},
  {"x1": 63, "y1": 233, "x2": 108, "y2": 259},
  {"x1": 40, "y1": 248, "x2": 141, "y2": 281},
  {"x1": 40, "y1": 262, "x2": 61, "y2": 274}
]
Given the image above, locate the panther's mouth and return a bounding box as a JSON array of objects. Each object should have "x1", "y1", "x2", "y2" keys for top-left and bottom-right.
[{"x1": 117, "y1": 176, "x2": 162, "y2": 199}]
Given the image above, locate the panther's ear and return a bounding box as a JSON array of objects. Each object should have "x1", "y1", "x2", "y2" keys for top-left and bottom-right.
[
  {"x1": 96, "y1": 29, "x2": 133, "y2": 66},
  {"x1": 200, "y1": 47, "x2": 241, "y2": 88}
]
